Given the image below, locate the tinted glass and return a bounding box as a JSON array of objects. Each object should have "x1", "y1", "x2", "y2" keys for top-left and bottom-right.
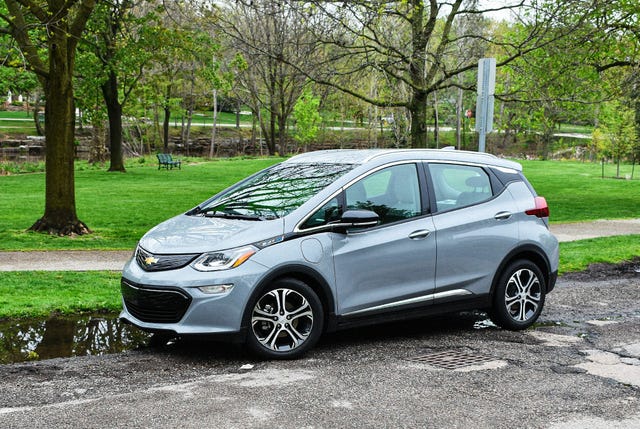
[
  {"x1": 197, "y1": 163, "x2": 356, "y2": 219},
  {"x1": 345, "y1": 163, "x2": 422, "y2": 225},
  {"x1": 429, "y1": 163, "x2": 493, "y2": 211},
  {"x1": 300, "y1": 197, "x2": 341, "y2": 229}
]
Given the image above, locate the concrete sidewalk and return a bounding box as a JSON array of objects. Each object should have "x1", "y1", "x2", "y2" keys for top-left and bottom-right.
[
  {"x1": 0, "y1": 250, "x2": 132, "y2": 272},
  {"x1": 551, "y1": 218, "x2": 640, "y2": 243},
  {"x1": 0, "y1": 219, "x2": 639, "y2": 272}
]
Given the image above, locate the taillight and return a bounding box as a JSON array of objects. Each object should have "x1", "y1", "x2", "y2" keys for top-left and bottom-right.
[{"x1": 526, "y1": 196, "x2": 550, "y2": 218}]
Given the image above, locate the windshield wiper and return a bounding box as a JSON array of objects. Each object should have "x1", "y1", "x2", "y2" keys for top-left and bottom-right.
[{"x1": 203, "y1": 211, "x2": 264, "y2": 221}]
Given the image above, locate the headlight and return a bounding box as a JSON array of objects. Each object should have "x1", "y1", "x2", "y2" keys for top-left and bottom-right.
[{"x1": 191, "y1": 246, "x2": 257, "y2": 272}]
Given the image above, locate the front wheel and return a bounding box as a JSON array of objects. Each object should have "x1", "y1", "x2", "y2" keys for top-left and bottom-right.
[
  {"x1": 490, "y1": 260, "x2": 546, "y2": 330},
  {"x1": 245, "y1": 278, "x2": 324, "y2": 359}
]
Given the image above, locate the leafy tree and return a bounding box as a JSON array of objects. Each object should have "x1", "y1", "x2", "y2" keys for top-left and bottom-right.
[
  {"x1": 1, "y1": 0, "x2": 96, "y2": 235},
  {"x1": 0, "y1": 66, "x2": 40, "y2": 132},
  {"x1": 0, "y1": 67, "x2": 37, "y2": 103},
  {"x1": 216, "y1": 0, "x2": 319, "y2": 155},
  {"x1": 597, "y1": 100, "x2": 635, "y2": 178},
  {"x1": 80, "y1": 0, "x2": 157, "y2": 171},
  {"x1": 293, "y1": 86, "x2": 322, "y2": 151},
  {"x1": 283, "y1": 0, "x2": 594, "y2": 149}
]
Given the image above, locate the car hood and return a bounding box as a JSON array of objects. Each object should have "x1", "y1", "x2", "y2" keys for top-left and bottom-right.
[{"x1": 139, "y1": 214, "x2": 285, "y2": 254}]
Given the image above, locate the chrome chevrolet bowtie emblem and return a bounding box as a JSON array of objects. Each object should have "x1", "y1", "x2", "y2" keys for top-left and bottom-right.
[{"x1": 144, "y1": 256, "x2": 159, "y2": 266}]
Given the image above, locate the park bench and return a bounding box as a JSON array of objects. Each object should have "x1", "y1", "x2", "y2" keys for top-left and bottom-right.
[{"x1": 156, "y1": 153, "x2": 181, "y2": 170}]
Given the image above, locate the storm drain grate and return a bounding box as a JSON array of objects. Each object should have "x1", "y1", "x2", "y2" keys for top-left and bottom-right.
[{"x1": 406, "y1": 350, "x2": 496, "y2": 370}]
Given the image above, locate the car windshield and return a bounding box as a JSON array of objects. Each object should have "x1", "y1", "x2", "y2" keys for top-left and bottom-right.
[{"x1": 191, "y1": 162, "x2": 356, "y2": 220}]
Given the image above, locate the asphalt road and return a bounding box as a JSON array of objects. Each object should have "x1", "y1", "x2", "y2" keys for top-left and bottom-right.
[{"x1": 1, "y1": 274, "x2": 639, "y2": 428}]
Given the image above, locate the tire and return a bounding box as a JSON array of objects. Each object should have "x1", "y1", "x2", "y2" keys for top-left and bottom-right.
[
  {"x1": 490, "y1": 260, "x2": 546, "y2": 330},
  {"x1": 245, "y1": 278, "x2": 324, "y2": 359}
]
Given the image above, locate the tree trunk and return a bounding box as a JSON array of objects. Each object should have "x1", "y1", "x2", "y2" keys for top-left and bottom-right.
[
  {"x1": 409, "y1": 89, "x2": 428, "y2": 148},
  {"x1": 209, "y1": 89, "x2": 218, "y2": 158},
  {"x1": 268, "y1": 110, "x2": 277, "y2": 155},
  {"x1": 433, "y1": 91, "x2": 440, "y2": 148},
  {"x1": 408, "y1": 0, "x2": 428, "y2": 148},
  {"x1": 162, "y1": 84, "x2": 172, "y2": 153},
  {"x1": 278, "y1": 114, "x2": 287, "y2": 155},
  {"x1": 33, "y1": 94, "x2": 44, "y2": 136},
  {"x1": 236, "y1": 100, "x2": 241, "y2": 129},
  {"x1": 185, "y1": 72, "x2": 196, "y2": 156},
  {"x1": 101, "y1": 70, "x2": 126, "y2": 172},
  {"x1": 456, "y1": 84, "x2": 463, "y2": 150},
  {"x1": 29, "y1": 27, "x2": 90, "y2": 235}
]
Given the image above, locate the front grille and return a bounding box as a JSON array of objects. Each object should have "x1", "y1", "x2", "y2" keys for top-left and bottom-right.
[
  {"x1": 136, "y1": 246, "x2": 199, "y2": 272},
  {"x1": 121, "y1": 279, "x2": 191, "y2": 323}
]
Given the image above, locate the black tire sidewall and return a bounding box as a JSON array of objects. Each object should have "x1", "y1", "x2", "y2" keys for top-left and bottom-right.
[
  {"x1": 244, "y1": 278, "x2": 324, "y2": 359},
  {"x1": 491, "y1": 260, "x2": 546, "y2": 330}
]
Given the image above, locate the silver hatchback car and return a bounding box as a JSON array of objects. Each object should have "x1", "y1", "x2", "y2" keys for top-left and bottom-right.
[{"x1": 120, "y1": 149, "x2": 559, "y2": 359}]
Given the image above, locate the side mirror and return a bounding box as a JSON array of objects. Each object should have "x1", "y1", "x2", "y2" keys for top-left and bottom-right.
[{"x1": 331, "y1": 209, "x2": 379, "y2": 232}]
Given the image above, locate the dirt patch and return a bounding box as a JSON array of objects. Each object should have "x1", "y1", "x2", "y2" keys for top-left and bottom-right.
[{"x1": 561, "y1": 257, "x2": 640, "y2": 281}]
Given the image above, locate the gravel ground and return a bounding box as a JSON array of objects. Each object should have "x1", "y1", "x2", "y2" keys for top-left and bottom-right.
[{"x1": 0, "y1": 273, "x2": 639, "y2": 428}]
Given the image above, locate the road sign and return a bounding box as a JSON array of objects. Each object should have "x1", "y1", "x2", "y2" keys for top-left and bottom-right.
[{"x1": 475, "y1": 58, "x2": 496, "y2": 152}]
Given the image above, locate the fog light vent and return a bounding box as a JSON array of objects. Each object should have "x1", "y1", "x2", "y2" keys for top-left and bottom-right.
[{"x1": 407, "y1": 349, "x2": 496, "y2": 370}]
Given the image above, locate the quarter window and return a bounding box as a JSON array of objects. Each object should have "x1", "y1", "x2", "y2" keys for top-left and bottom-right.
[
  {"x1": 428, "y1": 164, "x2": 493, "y2": 211},
  {"x1": 301, "y1": 197, "x2": 341, "y2": 229}
]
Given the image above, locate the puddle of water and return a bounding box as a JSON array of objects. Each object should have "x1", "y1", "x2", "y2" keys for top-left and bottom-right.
[
  {"x1": 473, "y1": 318, "x2": 497, "y2": 330},
  {"x1": 0, "y1": 314, "x2": 151, "y2": 364}
]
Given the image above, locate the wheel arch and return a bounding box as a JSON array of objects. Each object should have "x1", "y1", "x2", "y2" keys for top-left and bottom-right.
[
  {"x1": 490, "y1": 244, "x2": 553, "y2": 300},
  {"x1": 240, "y1": 264, "x2": 337, "y2": 335}
]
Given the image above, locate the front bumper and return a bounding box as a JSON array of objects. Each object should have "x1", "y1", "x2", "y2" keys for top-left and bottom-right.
[{"x1": 119, "y1": 256, "x2": 266, "y2": 336}]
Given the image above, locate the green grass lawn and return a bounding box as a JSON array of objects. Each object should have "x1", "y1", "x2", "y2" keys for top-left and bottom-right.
[
  {"x1": 559, "y1": 235, "x2": 640, "y2": 273},
  {"x1": 0, "y1": 271, "x2": 121, "y2": 319},
  {"x1": 2, "y1": 158, "x2": 638, "y2": 251},
  {"x1": 0, "y1": 157, "x2": 283, "y2": 251},
  {"x1": 520, "y1": 160, "x2": 640, "y2": 222}
]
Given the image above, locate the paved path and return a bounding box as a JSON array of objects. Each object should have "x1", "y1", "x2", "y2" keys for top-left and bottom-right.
[
  {"x1": 550, "y1": 218, "x2": 640, "y2": 243},
  {"x1": 0, "y1": 250, "x2": 132, "y2": 272},
  {"x1": 0, "y1": 219, "x2": 639, "y2": 272}
]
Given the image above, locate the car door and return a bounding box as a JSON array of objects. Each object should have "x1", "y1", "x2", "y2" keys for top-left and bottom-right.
[
  {"x1": 331, "y1": 163, "x2": 437, "y2": 316},
  {"x1": 427, "y1": 162, "x2": 519, "y2": 298}
]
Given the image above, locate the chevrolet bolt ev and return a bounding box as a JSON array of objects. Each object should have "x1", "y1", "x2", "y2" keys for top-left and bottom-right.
[{"x1": 120, "y1": 149, "x2": 559, "y2": 359}]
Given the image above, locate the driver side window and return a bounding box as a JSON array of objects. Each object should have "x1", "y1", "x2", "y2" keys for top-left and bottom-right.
[{"x1": 345, "y1": 163, "x2": 422, "y2": 225}]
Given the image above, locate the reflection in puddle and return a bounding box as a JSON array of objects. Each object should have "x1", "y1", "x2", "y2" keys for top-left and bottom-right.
[{"x1": 0, "y1": 314, "x2": 151, "y2": 364}]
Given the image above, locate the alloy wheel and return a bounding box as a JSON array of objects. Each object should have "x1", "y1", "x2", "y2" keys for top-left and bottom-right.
[
  {"x1": 504, "y1": 268, "x2": 542, "y2": 323},
  {"x1": 251, "y1": 288, "x2": 314, "y2": 352}
]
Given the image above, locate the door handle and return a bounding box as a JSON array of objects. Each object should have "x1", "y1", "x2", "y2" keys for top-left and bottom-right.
[
  {"x1": 494, "y1": 211, "x2": 512, "y2": 220},
  {"x1": 409, "y1": 229, "x2": 431, "y2": 239}
]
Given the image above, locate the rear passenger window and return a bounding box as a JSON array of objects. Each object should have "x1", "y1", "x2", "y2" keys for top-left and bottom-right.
[{"x1": 428, "y1": 164, "x2": 493, "y2": 211}]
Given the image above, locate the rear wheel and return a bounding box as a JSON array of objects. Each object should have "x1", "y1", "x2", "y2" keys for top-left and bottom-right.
[
  {"x1": 490, "y1": 260, "x2": 546, "y2": 330},
  {"x1": 245, "y1": 278, "x2": 324, "y2": 359}
]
